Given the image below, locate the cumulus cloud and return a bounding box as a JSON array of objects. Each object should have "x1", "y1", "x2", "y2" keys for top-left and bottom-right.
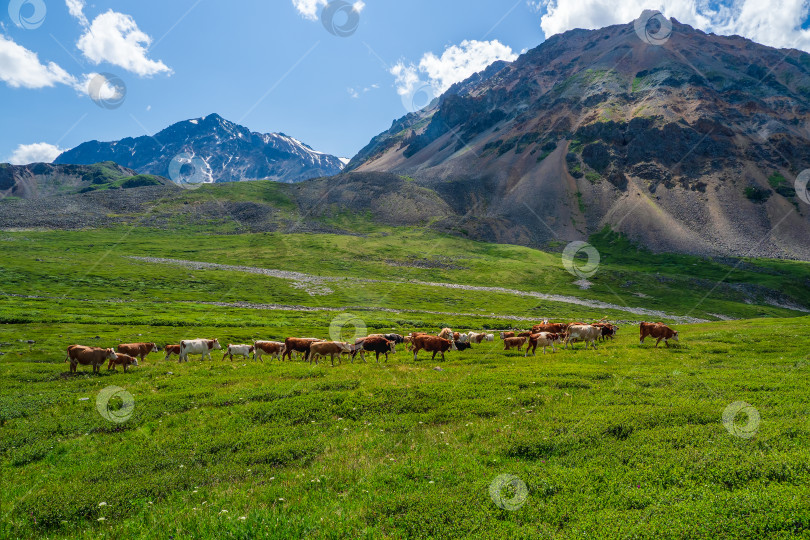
[
  {"x1": 0, "y1": 34, "x2": 76, "y2": 89},
  {"x1": 292, "y1": 0, "x2": 365, "y2": 21},
  {"x1": 7, "y1": 143, "x2": 63, "y2": 165},
  {"x1": 531, "y1": 0, "x2": 810, "y2": 52},
  {"x1": 391, "y1": 39, "x2": 518, "y2": 96},
  {"x1": 65, "y1": 0, "x2": 88, "y2": 26},
  {"x1": 77, "y1": 10, "x2": 172, "y2": 77}
]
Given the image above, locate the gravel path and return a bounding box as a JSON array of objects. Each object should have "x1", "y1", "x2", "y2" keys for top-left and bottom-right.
[{"x1": 128, "y1": 256, "x2": 710, "y2": 323}]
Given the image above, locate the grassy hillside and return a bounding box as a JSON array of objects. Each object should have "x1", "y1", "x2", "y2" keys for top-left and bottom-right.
[{"x1": 1, "y1": 218, "x2": 810, "y2": 538}]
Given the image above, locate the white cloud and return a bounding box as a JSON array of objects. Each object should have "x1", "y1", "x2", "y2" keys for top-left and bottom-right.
[
  {"x1": 66, "y1": 0, "x2": 88, "y2": 26},
  {"x1": 292, "y1": 0, "x2": 365, "y2": 21},
  {"x1": 348, "y1": 87, "x2": 360, "y2": 98},
  {"x1": 7, "y1": 143, "x2": 63, "y2": 165},
  {"x1": 532, "y1": 0, "x2": 810, "y2": 52},
  {"x1": 0, "y1": 34, "x2": 76, "y2": 89},
  {"x1": 77, "y1": 10, "x2": 172, "y2": 77},
  {"x1": 391, "y1": 39, "x2": 518, "y2": 96}
]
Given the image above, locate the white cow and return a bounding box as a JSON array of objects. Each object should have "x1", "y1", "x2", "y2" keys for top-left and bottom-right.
[
  {"x1": 222, "y1": 343, "x2": 253, "y2": 361},
  {"x1": 525, "y1": 332, "x2": 562, "y2": 356},
  {"x1": 564, "y1": 325, "x2": 600, "y2": 350},
  {"x1": 179, "y1": 338, "x2": 222, "y2": 362},
  {"x1": 485, "y1": 334, "x2": 494, "y2": 342}
]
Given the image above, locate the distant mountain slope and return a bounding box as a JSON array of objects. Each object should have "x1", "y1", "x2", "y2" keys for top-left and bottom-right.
[
  {"x1": 0, "y1": 161, "x2": 171, "y2": 199},
  {"x1": 348, "y1": 17, "x2": 810, "y2": 260},
  {"x1": 54, "y1": 114, "x2": 345, "y2": 184}
]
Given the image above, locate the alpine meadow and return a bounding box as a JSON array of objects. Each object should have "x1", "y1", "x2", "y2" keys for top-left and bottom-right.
[{"x1": 2, "y1": 2, "x2": 810, "y2": 539}]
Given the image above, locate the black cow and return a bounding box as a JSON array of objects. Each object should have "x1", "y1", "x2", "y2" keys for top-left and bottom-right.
[{"x1": 454, "y1": 341, "x2": 473, "y2": 351}]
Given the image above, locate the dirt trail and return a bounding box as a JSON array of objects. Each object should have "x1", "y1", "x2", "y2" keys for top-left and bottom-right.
[{"x1": 129, "y1": 256, "x2": 710, "y2": 323}]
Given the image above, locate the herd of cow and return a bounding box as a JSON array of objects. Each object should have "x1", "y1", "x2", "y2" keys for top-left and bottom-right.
[{"x1": 62, "y1": 320, "x2": 680, "y2": 374}]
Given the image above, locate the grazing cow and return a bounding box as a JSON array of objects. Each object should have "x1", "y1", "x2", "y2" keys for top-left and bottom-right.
[
  {"x1": 503, "y1": 337, "x2": 527, "y2": 351},
  {"x1": 310, "y1": 341, "x2": 352, "y2": 366},
  {"x1": 65, "y1": 345, "x2": 117, "y2": 373},
  {"x1": 454, "y1": 341, "x2": 472, "y2": 351},
  {"x1": 593, "y1": 323, "x2": 618, "y2": 341},
  {"x1": 108, "y1": 353, "x2": 138, "y2": 372},
  {"x1": 438, "y1": 328, "x2": 453, "y2": 340},
  {"x1": 179, "y1": 339, "x2": 222, "y2": 362},
  {"x1": 467, "y1": 332, "x2": 487, "y2": 344},
  {"x1": 525, "y1": 333, "x2": 562, "y2": 356},
  {"x1": 499, "y1": 331, "x2": 515, "y2": 340},
  {"x1": 531, "y1": 323, "x2": 568, "y2": 334},
  {"x1": 485, "y1": 334, "x2": 494, "y2": 342},
  {"x1": 412, "y1": 335, "x2": 456, "y2": 362},
  {"x1": 163, "y1": 344, "x2": 181, "y2": 361},
  {"x1": 353, "y1": 336, "x2": 396, "y2": 363},
  {"x1": 254, "y1": 341, "x2": 286, "y2": 361},
  {"x1": 383, "y1": 333, "x2": 405, "y2": 344},
  {"x1": 222, "y1": 344, "x2": 254, "y2": 361},
  {"x1": 283, "y1": 337, "x2": 322, "y2": 362},
  {"x1": 640, "y1": 322, "x2": 679, "y2": 347},
  {"x1": 564, "y1": 325, "x2": 601, "y2": 350},
  {"x1": 117, "y1": 342, "x2": 158, "y2": 362}
]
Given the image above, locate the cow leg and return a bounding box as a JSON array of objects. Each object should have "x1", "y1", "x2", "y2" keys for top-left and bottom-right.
[
  {"x1": 432, "y1": 351, "x2": 437, "y2": 361},
  {"x1": 441, "y1": 351, "x2": 446, "y2": 362},
  {"x1": 222, "y1": 352, "x2": 228, "y2": 361},
  {"x1": 664, "y1": 338, "x2": 670, "y2": 348},
  {"x1": 655, "y1": 337, "x2": 662, "y2": 348},
  {"x1": 376, "y1": 351, "x2": 380, "y2": 363},
  {"x1": 413, "y1": 351, "x2": 418, "y2": 362}
]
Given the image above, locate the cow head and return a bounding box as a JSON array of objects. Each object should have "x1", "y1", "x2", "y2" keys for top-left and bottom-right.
[
  {"x1": 106, "y1": 349, "x2": 117, "y2": 360},
  {"x1": 387, "y1": 340, "x2": 396, "y2": 353},
  {"x1": 130, "y1": 357, "x2": 139, "y2": 366},
  {"x1": 338, "y1": 342, "x2": 353, "y2": 353},
  {"x1": 450, "y1": 340, "x2": 458, "y2": 351},
  {"x1": 672, "y1": 331, "x2": 679, "y2": 341},
  {"x1": 211, "y1": 339, "x2": 222, "y2": 350},
  {"x1": 150, "y1": 343, "x2": 159, "y2": 352}
]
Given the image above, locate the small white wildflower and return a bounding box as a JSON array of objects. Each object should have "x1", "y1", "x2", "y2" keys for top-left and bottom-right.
[
  {"x1": 97, "y1": 517, "x2": 106, "y2": 522},
  {"x1": 239, "y1": 516, "x2": 246, "y2": 520},
  {"x1": 98, "y1": 502, "x2": 107, "y2": 507}
]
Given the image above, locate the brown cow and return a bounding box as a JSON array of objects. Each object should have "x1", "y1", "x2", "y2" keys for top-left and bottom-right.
[
  {"x1": 531, "y1": 323, "x2": 568, "y2": 334},
  {"x1": 412, "y1": 335, "x2": 456, "y2": 362},
  {"x1": 640, "y1": 322, "x2": 679, "y2": 347},
  {"x1": 66, "y1": 345, "x2": 117, "y2": 373},
  {"x1": 310, "y1": 341, "x2": 352, "y2": 366},
  {"x1": 117, "y1": 342, "x2": 158, "y2": 362},
  {"x1": 499, "y1": 331, "x2": 515, "y2": 340},
  {"x1": 593, "y1": 323, "x2": 618, "y2": 341},
  {"x1": 503, "y1": 337, "x2": 527, "y2": 352},
  {"x1": 254, "y1": 341, "x2": 285, "y2": 361},
  {"x1": 525, "y1": 333, "x2": 562, "y2": 356},
  {"x1": 108, "y1": 353, "x2": 138, "y2": 372},
  {"x1": 283, "y1": 337, "x2": 322, "y2": 361},
  {"x1": 163, "y1": 344, "x2": 181, "y2": 361},
  {"x1": 353, "y1": 336, "x2": 396, "y2": 363}
]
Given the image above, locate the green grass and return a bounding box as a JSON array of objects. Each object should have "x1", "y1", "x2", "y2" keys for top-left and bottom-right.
[{"x1": 2, "y1": 221, "x2": 810, "y2": 538}]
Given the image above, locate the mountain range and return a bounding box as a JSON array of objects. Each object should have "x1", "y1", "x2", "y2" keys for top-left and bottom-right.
[
  {"x1": 5, "y1": 16, "x2": 810, "y2": 259},
  {"x1": 54, "y1": 114, "x2": 346, "y2": 184}
]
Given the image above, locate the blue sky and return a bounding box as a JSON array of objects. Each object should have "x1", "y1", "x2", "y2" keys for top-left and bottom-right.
[{"x1": 3, "y1": 0, "x2": 810, "y2": 164}]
